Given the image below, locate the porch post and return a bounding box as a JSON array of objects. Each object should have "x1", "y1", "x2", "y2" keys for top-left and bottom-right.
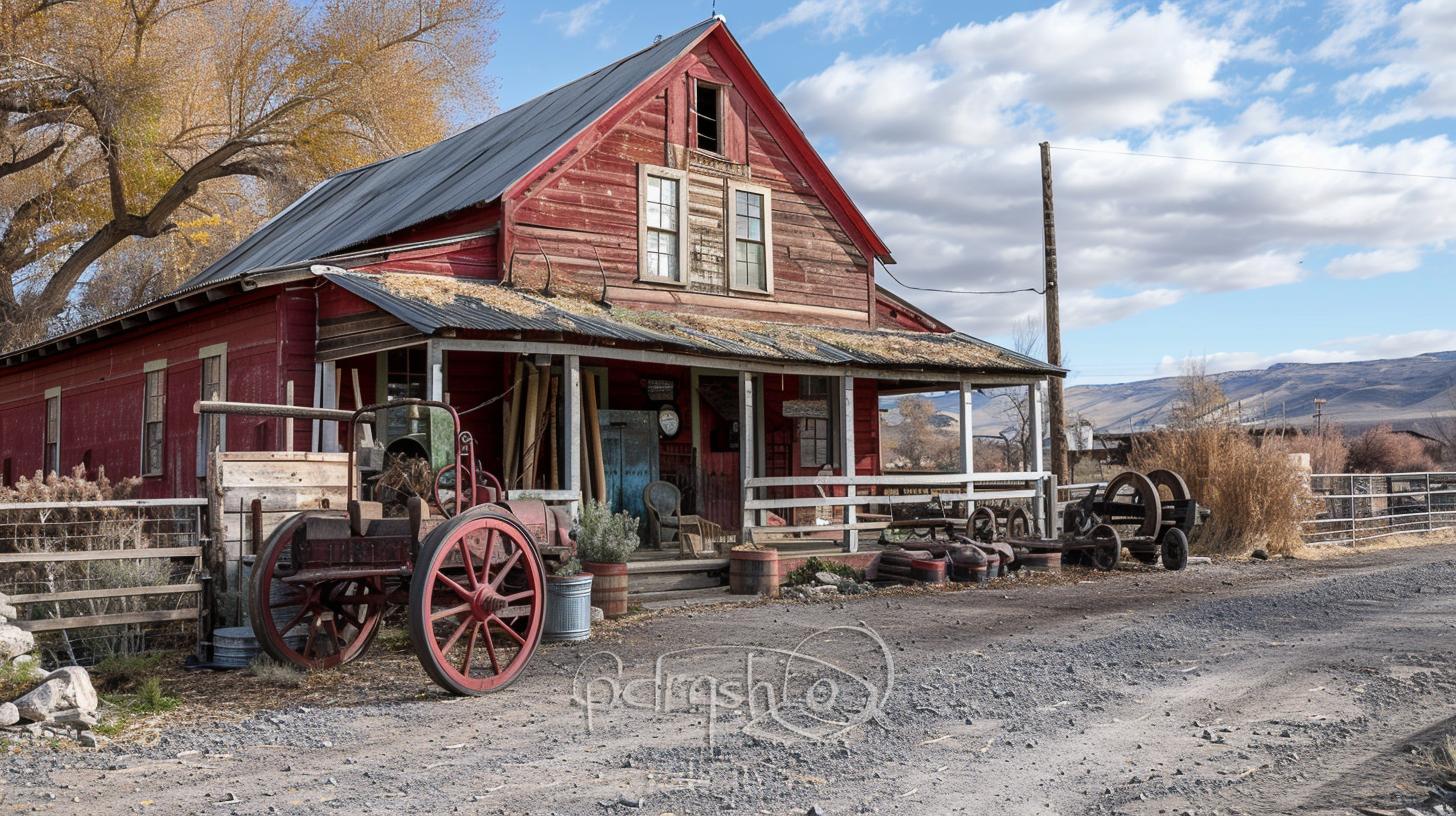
[
  {"x1": 739, "y1": 371, "x2": 757, "y2": 534},
  {"x1": 563, "y1": 355, "x2": 583, "y2": 517},
  {"x1": 1028, "y1": 381, "x2": 1047, "y2": 535},
  {"x1": 426, "y1": 340, "x2": 444, "y2": 401},
  {"x1": 959, "y1": 378, "x2": 975, "y2": 515},
  {"x1": 841, "y1": 375, "x2": 858, "y2": 553}
]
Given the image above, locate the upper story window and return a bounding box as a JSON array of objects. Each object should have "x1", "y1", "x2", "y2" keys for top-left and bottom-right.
[
  {"x1": 142, "y1": 361, "x2": 166, "y2": 476},
  {"x1": 727, "y1": 180, "x2": 773, "y2": 294},
  {"x1": 637, "y1": 164, "x2": 689, "y2": 285},
  {"x1": 43, "y1": 388, "x2": 60, "y2": 476},
  {"x1": 694, "y1": 81, "x2": 721, "y2": 154},
  {"x1": 197, "y1": 344, "x2": 227, "y2": 477}
]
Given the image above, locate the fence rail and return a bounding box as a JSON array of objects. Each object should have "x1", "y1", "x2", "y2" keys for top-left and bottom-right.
[
  {"x1": 0, "y1": 499, "x2": 208, "y2": 664},
  {"x1": 1303, "y1": 472, "x2": 1456, "y2": 545}
]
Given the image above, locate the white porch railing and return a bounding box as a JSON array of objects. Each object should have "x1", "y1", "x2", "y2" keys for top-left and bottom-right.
[{"x1": 743, "y1": 470, "x2": 1056, "y2": 548}]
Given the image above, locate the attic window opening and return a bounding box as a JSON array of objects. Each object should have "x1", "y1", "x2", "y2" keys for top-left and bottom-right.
[{"x1": 695, "y1": 82, "x2": 721, "y2": 154}]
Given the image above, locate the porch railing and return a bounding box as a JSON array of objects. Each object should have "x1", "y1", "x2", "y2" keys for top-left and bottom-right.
[
  {"x1": 1302, "y1": 471, "x2": 1456, "y2": 545},
  {"x1": 743, "y1": 470, "x2": 1055, "y2": 546}
]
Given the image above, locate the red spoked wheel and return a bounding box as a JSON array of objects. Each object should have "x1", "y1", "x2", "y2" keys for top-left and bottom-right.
[
  {"x1": 408, "y1": 509, "x2": 545, "y2": 695},
  {"x1": 249, "y1": 512, "x2": 386, "y2": 669}
]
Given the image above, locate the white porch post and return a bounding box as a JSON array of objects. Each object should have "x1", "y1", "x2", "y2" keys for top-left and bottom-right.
[
  {"x1": 739, "y1": 371, "x2": 757, "y2": 534},
  {"x1": 315, "y1": 361, "x2": 340, "y2": 452},
  {"x1": 841, "y1": 375, "x2": 858, "y2": 553},
  {"x1": 1028, "y1": 381, "x2": 1047, "y2": 535},
  {"x1": 563, "y1": 355, "x2": 583, "y2": 517},
  {"x1": 426, "y1": 341, "x2": 444, "y2": 401},
  {"x1": 959, "y1": 378, "x2": 975, "y2": 515}
]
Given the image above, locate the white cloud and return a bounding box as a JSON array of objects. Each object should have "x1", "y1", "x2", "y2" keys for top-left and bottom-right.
[
  {"x1": 1334, "y1": 63, "x2": 1424, "y2": 104},
  {"x1": 753, "y1": 0, "x2": 892, "y2": 40},
  {"x1": 1324, "y1": 247, "x2": 1421, "y2": 279},
  {"x1": 1311, "y1": 0, "x2": 1392, "y2": 61},
  {"x1": 778, "y1": 1, "x2": 1456, "y2": 339},
  {"x1": 537, "y1": 0, "x2": 607, "y2": 39},
  {"x1": 1333, "y1": 329, "x2": 1456, "y2": 358},
  {"x1": 1258, "y1": 66, "x2": 1295, "y2": 93},
  {"x1": 1153, "y1": 329, "x2": 1456, "y2": 376}
]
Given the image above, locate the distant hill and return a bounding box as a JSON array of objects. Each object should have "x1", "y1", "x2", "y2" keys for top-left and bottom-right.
[
  {"x1": 1064, "y1": 351, "x2": 1456, "y2": 433},
  {"x1": 891, "y1": 351, "x2": 1456, "y2": 436}
]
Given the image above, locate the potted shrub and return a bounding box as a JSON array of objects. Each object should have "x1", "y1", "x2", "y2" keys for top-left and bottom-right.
[
  {"x1": 543, "y1": 557, "x2": 594, "y2": 642},
  {"x1": 574, "y1": 500, "x2": 640, "y2": 618}
]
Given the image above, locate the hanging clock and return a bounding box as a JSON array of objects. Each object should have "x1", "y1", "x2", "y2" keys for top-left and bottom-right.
[{"x1": 657, "y1": 403, "x2": 681, "y2": 438}]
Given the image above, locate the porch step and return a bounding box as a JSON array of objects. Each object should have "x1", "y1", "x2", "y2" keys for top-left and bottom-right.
[
  {"x1": 626, "y1": 558, "x2": 729, "y2": 574},
  {"x1": 633, "y1": 586, "x2": 741, "y2": 610},
  {"x1": 626, "y1": 557, "x2": 729, "y2": 594}
]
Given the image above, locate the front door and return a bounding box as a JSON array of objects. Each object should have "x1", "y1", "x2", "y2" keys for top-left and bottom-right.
[{"x1": 598, "y1": 409, "x2": 659, "y2": 528}]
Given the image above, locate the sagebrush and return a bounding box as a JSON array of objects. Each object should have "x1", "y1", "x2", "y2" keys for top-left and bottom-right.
[
  {"x1": 1347, "y1": 424, "x2": 1437, "y2": 473},
  {"x1": 572, "y1": 500, "x2": 640, "y2": 563},
  {"x1": 1130, "y1": 426, "x2": 1315, "y2": 556}
]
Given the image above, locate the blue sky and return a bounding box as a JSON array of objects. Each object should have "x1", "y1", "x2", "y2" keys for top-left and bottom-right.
[{"x1": 487, "y1": 1, "x2": 1456, "y2": 385}]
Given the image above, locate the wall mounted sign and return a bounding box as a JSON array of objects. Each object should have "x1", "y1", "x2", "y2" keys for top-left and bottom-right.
[
  {"x1": 782, "y1": 399, "x2": 829, "y2": 419},
  {"x1": 644, "y1": 378, "x2": 676, "y2": 401}
]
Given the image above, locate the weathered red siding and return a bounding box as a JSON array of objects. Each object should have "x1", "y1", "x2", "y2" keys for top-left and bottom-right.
[{"x1": 0, "y1": 291, "x2": 293, "y2": 497}]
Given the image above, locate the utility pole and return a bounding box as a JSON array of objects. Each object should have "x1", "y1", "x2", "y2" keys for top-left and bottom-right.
[{"x1": 1039, "y1": 141, "x2": 1069, "y2": 483}]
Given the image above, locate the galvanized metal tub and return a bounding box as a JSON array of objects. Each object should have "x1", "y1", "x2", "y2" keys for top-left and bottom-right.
[
  {"x1": 213, "y1": 626, "x2": 261, "y2": 668},
  {"x1": 544, "y1": 573, "x2": 594, "y2": 642}
]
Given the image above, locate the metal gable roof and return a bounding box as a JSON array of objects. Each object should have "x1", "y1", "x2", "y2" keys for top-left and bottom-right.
[
  {"x1": 323, "y1": 271, "x2": 1064, "y2": 378},
  {"x1": 181, "y1": 19, "x2": 719, "y2": 290}
]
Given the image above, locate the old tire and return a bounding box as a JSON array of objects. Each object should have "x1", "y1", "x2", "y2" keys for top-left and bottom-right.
[{"x1": 1161, "y1": 527, "x2": 1190, "y2": 572}]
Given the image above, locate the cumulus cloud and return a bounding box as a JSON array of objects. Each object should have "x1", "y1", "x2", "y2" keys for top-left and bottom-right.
[
  {"x1": 753, "y1": 0, "x2": 893, "y2": 40},
  {"x1": 1324, "y1": 248, "x2": 1421, "y2": 279},
  {"x1": 778, "y1": 0, "x2": 1456, "y2": 340},
  {"x1": 1154, "y1": 329, "x2": 1456, "y2": 376}
]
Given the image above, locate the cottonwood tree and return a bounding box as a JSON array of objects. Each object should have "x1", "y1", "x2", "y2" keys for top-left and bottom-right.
[{"x1": 0, "y1": 0, "x2": 500, "y2": 349}]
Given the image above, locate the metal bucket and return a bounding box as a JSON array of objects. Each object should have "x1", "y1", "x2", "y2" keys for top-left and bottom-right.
[
  {"x1": 544, "y1": 573, "x2": 594, "y2": 642},
  {"x1": 213, "y1": 626, "x2": 261, "y2": 668}
]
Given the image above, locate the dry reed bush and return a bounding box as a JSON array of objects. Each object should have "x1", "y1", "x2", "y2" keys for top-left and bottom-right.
[
  {"x1": 1347, "y1": 424, "x2": 1437, "y2": 473},
  {"x1": 1261, "y1": 426, "x2": 1350, "y2": 473},
  {"x1": 1130, "y1": 426, "x2": 1315, "y2": 556}
]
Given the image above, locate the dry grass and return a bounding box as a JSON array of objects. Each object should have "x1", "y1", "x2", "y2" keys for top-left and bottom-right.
[
  {"x1": 1296, "y1": 530, "x2": 1456, "y2": 560},
  {"x1": 1262, "y1": 426, "x2": 1350, "y2": 473},
  {"x1": 1348, "y1": 424, "x2": 1438, "y2": 473},
  {"x1": 1130, "y1": 426, "x2": 1315, "y2": 556}
]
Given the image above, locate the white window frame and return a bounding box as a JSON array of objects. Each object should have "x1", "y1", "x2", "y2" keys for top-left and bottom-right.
[
  {"x1": 141, "y1": 359, "x2": 167, "y2": 477},
  {"x1": 637, "y1": 163, "x2": 690, "y2": 286},
  {"x1": 43, "y1": 387, "x2": 60, "y2": 476},
  {"x1": 197, "y1": 343, "x2": 227, "y2": 477},
  {"x1": 726, "y1": 179, "x2": 774, "y2": 295}
]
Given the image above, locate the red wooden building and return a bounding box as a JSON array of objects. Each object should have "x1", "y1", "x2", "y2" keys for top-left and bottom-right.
[{"x1": 0, "y1": 18, "x2": 1060, "y2": 550}]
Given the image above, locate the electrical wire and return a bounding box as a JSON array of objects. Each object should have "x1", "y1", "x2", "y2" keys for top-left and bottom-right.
[
  {"x1": 1049, "y1": 144, "x2": 1456, "y2": 182},
  {"x1": 876, "y1": 260, "x2": 1044, "y2": 296}
]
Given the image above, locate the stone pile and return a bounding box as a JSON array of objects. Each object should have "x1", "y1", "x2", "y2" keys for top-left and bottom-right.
[
  {"x1": 0, "y1": 590, "x2": 101, "y2": 747},
  {"x1": 778, "y1": 570, "x2": 875, "y2": 600}
]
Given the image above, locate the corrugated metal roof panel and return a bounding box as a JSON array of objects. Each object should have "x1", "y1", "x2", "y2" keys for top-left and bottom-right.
[
  {"x1": 323, "y1": 271, "x2": 1063, "y2": 377},
  {"x1": 181, "y1": 19, "x2": 718, "y2": 289}
]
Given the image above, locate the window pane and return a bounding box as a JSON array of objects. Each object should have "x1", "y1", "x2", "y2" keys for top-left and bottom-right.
[{"x1": 735, "y1": 240, "x2": 765, "y2": 290}]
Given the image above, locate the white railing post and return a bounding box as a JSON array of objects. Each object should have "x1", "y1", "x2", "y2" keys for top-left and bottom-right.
[
  {"x1": 959, "y1": 378, "x2": 975, "y2": 516},
  {"x1": 426, "y1": 340, "x2": 444, "y2": 402},
  {"x1": 740, "y1": 372, "x2": 757, "y2": 535},
  {"x1": 1028, "y1": 381, "x2": 1046, "y2": 535},
  {"x1": 1349, "y1": 473, "x2": 1358, "y2": 544},
  {"x1": 563, "y1": 355, "x2": 582, "y2": 518},
  {"x1": 841, "y1": 375, "x2": 858, "y2": 553}
]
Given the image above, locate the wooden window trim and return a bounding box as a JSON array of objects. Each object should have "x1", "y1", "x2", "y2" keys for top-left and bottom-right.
[
  {"x1": 141, "y1": 359, "x2": 167, "y2": 477},
  {"x1": 43, "y1": 387, "x2": 60, "y2": 476},
  {"x1": 197, "y1": 344, "x2": 228, "y2": 476},
  {"x1": 637, "y1": 163, "x2": 690, "y2": 287},
  {"x1": 726, "y1": 179, "x2": 774, "y2": 296},
  {"x1": 692, "y1": 78, "x2": 724, "y2": 157}
]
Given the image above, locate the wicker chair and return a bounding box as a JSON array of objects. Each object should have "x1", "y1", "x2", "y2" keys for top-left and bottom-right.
[{"x1": 643, "y1": 480, "x2": 682, "y2": 549}]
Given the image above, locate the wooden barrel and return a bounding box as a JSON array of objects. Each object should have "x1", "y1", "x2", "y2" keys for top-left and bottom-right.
[
  {"x1": 583, "y1": 561, "x2": 629, "y2": 618},
  {"x1": 729, "y1": 548, "x2": 779, "y2": 597},
  {"x1": 1020, "y1": 552, "x2": 1062, "y2": 573},
  {"x1": 910, "y1": 558, "x2": 947, "y2": 585}
]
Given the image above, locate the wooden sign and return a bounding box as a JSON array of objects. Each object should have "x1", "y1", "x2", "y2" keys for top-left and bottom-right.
[
  {"x1": 643, "y1": 378, "x2": 675, "y2": 401},
  {"x1": 782, "y1": 399, "x2": 829, "y2": 419}
]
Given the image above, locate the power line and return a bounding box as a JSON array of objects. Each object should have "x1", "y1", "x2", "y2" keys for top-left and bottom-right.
[
  {"x1": 877, "y1": 260, "x2": 1044, "y2": 296},
  {"x1": 1049, "y1": 144, "x2": 1456, "y2": 182}
]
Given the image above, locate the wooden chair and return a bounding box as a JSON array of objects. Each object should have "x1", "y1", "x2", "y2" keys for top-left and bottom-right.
[{"x1": 642, "y1": 480, "x2": 682, "y2": 549}]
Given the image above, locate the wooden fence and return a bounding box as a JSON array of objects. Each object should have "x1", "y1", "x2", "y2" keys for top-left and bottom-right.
[{"x1": 0, "y1": 499, "x2": 208, "y2": 662}]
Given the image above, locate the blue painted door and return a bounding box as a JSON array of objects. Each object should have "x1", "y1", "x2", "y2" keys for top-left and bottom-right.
[{"x1": 598, "y1": 410, "x2": 659, "y2": 531}]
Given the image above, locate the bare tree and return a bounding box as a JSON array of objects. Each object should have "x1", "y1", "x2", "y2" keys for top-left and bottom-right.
[{"x1": 0, "y1": 0, "x2": 501, "y2": 349}]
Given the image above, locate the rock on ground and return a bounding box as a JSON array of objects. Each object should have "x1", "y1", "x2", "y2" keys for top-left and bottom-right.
[
  {"x1": 0, "y1": 624, "x2": 34, "y2": 660},
  {"x1": 14, "y1": 666, "x2": 97, "y2": 723},
  {"x1": 0, "y1": 702, "x2": 17, "y2": 727}
]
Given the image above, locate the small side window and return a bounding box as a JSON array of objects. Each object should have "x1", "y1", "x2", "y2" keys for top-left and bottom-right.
[
  {"x1": 695, "y1": 81, "x2": 720, "y2": 154},
  {"x1": 43, "y1": 391, "x2": 60, "y2": 476},
  {"x1": 142, "y1": 367, "x2": 166, "y2": 476}
]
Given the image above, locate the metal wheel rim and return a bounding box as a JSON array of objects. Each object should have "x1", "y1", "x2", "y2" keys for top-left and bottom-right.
[
  {"x1": 1103, "y1": 471, "x2": 1164, "y2": 538},
  {"x1": 248, "y1": 513, "x2": 386, "y2": 670},
  {"x1": 969, "y1": 507, "x2": 997, "y2": 543},
  {"x1": 409, "y1": 510, "x2": 545, "y2": 695},
  {"x1": 1006, "y1": 507, "x2": 1031, "y2": 540},
  {"x1": 1146, "y1": 469, "x2": 1191, "y2": 503},
  {"x1": 1089, "y1": 523, "x2": 1121, "y2": 571}
]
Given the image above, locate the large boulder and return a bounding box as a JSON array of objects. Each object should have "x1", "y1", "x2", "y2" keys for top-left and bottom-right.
[
  {"x1": 0, "y1": 624, "x2": 34, "y2": 660},
  {"x1": 14, "y1": 666, "x2": 97, "y2": 723},
  {"x1": 0, "y1": 702, "x2": 17, "y2": 727}
]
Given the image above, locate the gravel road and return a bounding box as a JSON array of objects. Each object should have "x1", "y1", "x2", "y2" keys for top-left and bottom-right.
[{"x1": 4, "y1": 543, "x2": 1455, "y2": 816}]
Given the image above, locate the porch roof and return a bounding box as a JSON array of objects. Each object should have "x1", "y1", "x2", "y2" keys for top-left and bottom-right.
[{"x1": 324, "y1": 271, "x2": 1063, "y2": 378}]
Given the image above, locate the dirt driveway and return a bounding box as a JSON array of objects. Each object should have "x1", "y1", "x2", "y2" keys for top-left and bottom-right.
[{"x1": 4, "y1": 542, "x2": 1455, "y2": 816}]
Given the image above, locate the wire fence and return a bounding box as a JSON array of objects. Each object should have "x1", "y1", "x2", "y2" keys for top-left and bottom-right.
[
  {"x1": 1303, "y1": 472, "x2": 1456, "y2": 545},
  {"x1": 0, "y1": 499, "x2": 209, "y2": 666}
]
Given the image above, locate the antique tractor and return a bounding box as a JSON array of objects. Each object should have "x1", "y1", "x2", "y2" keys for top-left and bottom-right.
[{"x1": 246, "y1": 399, "x2": 572, "y2": 695}]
